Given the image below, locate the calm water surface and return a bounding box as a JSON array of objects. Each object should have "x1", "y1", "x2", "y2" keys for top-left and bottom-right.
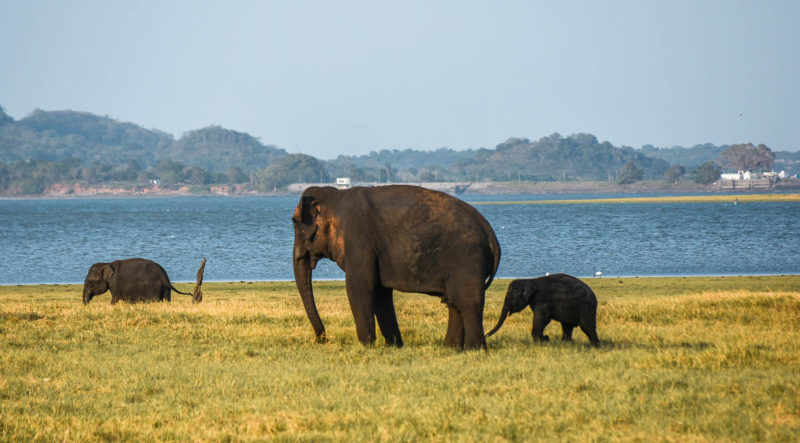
[{"x1": 1, "y1": 194, "x2": 797, "y2": 284}]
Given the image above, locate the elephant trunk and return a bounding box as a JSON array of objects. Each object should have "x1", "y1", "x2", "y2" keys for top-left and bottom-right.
[
  {"x1": 82, "y1": 286, "x2": 91, "y2": 305},
  {"x1": 485, "y1": 302, "x2": 511, "y2": 337},
  {"x1": 293, "y1": 252, "x2": 326, "y2": 342}
]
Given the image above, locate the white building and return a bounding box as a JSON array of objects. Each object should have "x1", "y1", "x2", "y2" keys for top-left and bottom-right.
[
  {"x1": 762, "y1": 170, "x2": 788, "y2": 179},
  {"x1": 720, "y1": 170, "x2": 753, "y2": 180},
  {"x1": 336, "y1": 177, "x2": 351, "y2": 189},
  {"x1": 721, "y1": 170, "x2": 787, "y2": 180}
]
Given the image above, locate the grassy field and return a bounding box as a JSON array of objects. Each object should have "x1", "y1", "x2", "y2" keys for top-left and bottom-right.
[
  {"x1": 1, "y1": 276, "x2": 799, "y2": 441},
  {"x1": 472, "y1": 192, "x2": 800, "y2": 205}
]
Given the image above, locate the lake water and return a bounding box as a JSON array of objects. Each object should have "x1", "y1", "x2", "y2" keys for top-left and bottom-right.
[{"x1": 1, "y1": 193, "x2": 798, "y2": 285}]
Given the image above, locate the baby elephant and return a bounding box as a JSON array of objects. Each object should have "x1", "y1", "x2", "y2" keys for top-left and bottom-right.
[
  {"x1": 82, "y1": 258, "x2": 205, "y2": 304},
  {"x1": 486, "y1": 274, "x2": 599, "y2": 346}
]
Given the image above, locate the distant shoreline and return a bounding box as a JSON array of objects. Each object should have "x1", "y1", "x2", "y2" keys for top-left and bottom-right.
[
  {"x1": 472, "y1": 193, "x2": 800, "y2": 205},
  {"x1": 3, "y1": 274, "x2": 799, "y2": 288},
  {"x1": 3, "y1": 178, "x2": 800, "y2": 199}
]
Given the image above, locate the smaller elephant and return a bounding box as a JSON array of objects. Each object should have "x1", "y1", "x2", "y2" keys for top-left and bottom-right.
[
  {"x1": 486, "y1": 274, "x2": 599, "y2": 346},
  {"x1": 82, "y1": 258, "x2": 205, "y2": 304}
]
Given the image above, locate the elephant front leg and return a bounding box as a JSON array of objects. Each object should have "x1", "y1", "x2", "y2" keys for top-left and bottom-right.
[
  {"x1": 345, "y1": 276, "x2": 377, "y2": 346},
  {"x1": 561, "y1": 322, "x2": 575, "y2": 341},
  {"x1": 531, "y1": 308, "x2": 551, "y2": 343},
  {"x1": 374, "y1": 286, "x2": 403, "y2": 347},
  {"x1": 444, "y1": 306, "x2": 464, "y2": 349}
]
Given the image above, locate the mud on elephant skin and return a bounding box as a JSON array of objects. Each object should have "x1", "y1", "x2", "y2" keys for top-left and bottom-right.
[
  {"x1": 82, "y1": 257, "x2": 206, "y2": 304},
  {"x1": 486, "y1": 273, "x2": 600, "y2": 346},
  {"x1": 292, "y1": 185, "x2": 501, "y2": 350}
]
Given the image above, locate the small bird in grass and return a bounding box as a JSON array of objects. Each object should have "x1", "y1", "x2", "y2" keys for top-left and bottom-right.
[{"x1": 594, "y1": 271, "x2": 603, "y2": 278}]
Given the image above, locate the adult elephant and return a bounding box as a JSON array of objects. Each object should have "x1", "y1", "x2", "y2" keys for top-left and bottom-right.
[
  {"x1": 82, "y1": 258, "x2": 205, "y2": 304},
  {"x1": 292, "y1": 185, "x2": 501, "y2": 350}
]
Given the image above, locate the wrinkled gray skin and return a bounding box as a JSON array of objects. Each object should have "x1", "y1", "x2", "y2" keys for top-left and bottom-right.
[
  {"x1": 486, "y1": 274, "x2": 599, "y2": 346},
  {"x1": 82, "y1": 258, "x2": 193, "y2": 304},
  {"x1": 292, "y1": 185, "x2": 501, "y2": 350}
]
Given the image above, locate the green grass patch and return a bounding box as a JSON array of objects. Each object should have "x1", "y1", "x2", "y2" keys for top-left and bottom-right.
[
  {"x1": 473, "y1": 193, "x2": 800, "y2": 205},
  {"x1": 1, "y1": 276, "x2": 799, "y2": 441}
]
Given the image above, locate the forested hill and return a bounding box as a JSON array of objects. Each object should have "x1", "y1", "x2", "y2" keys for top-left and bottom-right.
[
  {"x1": 451, "y1": 134, "x2": 670, "y2": 182},
  {"x1": 0, "y1": 109, "x2": 173, "y2": 166},
  {"x1": 641, "y1": 143, "x2": 729, "y2": 169},
  {"x1": 170, "y1": 126, "x2": 287, "y2": 172},
  {"x1": 2, "y1": 105, "x2": 797, "y2": 194},
  {"x1": 0, "y1": 108, "x2": 287, "y2": 172}
]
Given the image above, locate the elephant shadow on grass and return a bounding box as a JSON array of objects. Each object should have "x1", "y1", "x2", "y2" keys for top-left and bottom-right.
[{"x1": 486, "y1": 334, "x2": 715, "y2": 352}]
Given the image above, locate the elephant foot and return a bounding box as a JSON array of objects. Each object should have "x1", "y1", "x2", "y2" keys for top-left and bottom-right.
[{"x1": 384, "y1": 337, "x2": 404, "y2": 348}]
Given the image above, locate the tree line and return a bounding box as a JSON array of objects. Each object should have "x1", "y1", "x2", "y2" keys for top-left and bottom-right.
[
  {"x1": 0, "y1": 154, "x2": 330, "y2": 195},
  {"x1": 0, "y1": 105, "x2": 792, "y2": 195}
]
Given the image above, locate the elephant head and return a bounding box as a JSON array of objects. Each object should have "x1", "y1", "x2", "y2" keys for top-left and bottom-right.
[
  {"x1": 291, "y1": 187, "x2": 344, "y2": 342},
  {"x1": 82, "y1": 262, "x2": 114, "y2": 304},
  {"x1": 486, "y1": 279, "x2": 537, "y2": 336}
]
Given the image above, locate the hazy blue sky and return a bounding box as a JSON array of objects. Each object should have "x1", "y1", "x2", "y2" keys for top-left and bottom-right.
[{"x1": 2, "y1": 0, "x2": 798, "y2": 158}]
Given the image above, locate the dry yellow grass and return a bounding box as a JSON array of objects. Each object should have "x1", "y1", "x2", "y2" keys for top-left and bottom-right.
[{"x1": 1, "y1": 277, "x2": 799, "y2": 441}]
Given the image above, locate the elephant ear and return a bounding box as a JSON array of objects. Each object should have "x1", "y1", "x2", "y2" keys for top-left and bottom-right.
[
  {"x1": 293, "y1": 194, "x2": 321, "y2": 242},
  {"x1": 101, "y1": 263, "x2": 114, "y2": 281},
  {"x1": 524, "y1": 280, "x2": 539, "y2": 304},
  {"x1": 298, "y1": 195, "x2": 319, "y2": 226}
]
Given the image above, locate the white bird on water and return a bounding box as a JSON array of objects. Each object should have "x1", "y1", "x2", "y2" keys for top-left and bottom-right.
[{"x1": 594, "y1": 271, "x2": 603, "y2": 278}]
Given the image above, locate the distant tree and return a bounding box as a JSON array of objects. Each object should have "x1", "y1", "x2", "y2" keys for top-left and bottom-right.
[
  {"x1": 664, "y1": 165, "x2": 686, "y2": 183},
  {"x1": 616, "y1": 160, "x2": 644, "y2": 184},
  {"x1": 717, "y1": 143, "x2": 775, "y2": 172},
  {"x1": 255, "y1": 154, "x2": 328, "y2": 190},
  {"x1": 419, "y1": 170, "x2": 436, "y2": 182},
  {"x1": 152, "y1": 160, "x2": 186, "y2": 184},
  {"x1": 348, "y1": 167, "x2": 367, "y2": 182},
  {"x1": 20, "y1": 176, "x2": 45, "y2": 194},
  {"x1": 225, "y1": 166, "x2": 248, "y2": 183},
  {"x1": 83, "y1": 161, "x2": 113, "y2": 184},
  {"x1": 379, "y1": 162, "x2": 397, "y2": 183},
  {"x1": 693, "y1": 161, "x2": 720, "y2": 184},
  {"x1": 111, "y1": 160, "x2": 142, "y2": 181},
  {"x1": 184, "y1": 166, "x2": 212, "y2": 184}
]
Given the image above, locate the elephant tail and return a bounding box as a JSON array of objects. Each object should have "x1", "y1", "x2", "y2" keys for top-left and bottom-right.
[
  {"x1": 483, "y1": 220, "x2": 502, "y2": 291},
  {"x1": 485, "y1": 303, "x2": 510, "y2": 337},
  {"x1": 171, "y1": 258, "x2": 206, "y2": 303},
  {"x1": 170, "y1": 285, "x2": 193, "y2": 296},
  {"x1": 483, "y1": 233, "x2": 500, "y2": 290}
]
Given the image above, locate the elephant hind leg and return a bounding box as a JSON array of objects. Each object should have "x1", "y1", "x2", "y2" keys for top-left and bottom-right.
[
  {"x1": 561, "y1": 322, "x2": 575, "y2": 341},
  {"x1": 460, "y1": 301, "x2": 486, "y2": 351},
  {"x1": 443, "y1": 276, "x2": 487, "y2": 351},
  {"x1": 374, "y1": 287, "x2": 403, "y2": 347},
  {"x1": 579, "y1": 313, "x2": 600, "y2": 347}
]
